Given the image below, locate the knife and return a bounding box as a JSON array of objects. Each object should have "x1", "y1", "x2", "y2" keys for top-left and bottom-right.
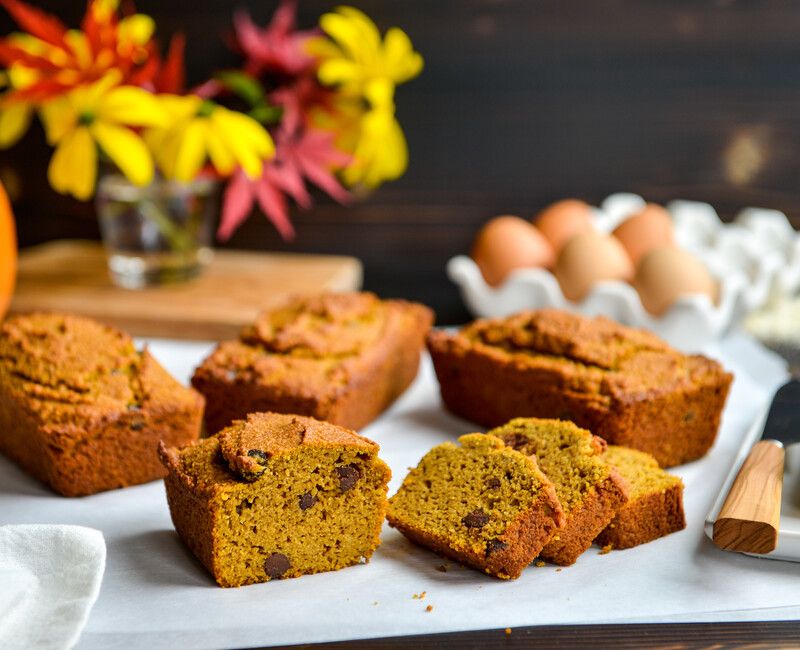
[{"x1": 712, "y1": 379, "x2": 800, "y2": 555}]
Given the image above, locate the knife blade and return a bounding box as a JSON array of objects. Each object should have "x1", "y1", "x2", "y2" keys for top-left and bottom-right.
[{"x1": 712, "y1": 379, "x2": 800, "y2": 554}]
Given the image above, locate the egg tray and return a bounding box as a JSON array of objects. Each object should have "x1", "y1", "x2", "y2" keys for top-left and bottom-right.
[{"x1": 448, "y1": 193, "x2": 800, "y2": 352}]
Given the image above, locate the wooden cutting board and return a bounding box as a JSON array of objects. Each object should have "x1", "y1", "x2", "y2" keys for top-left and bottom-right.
[{"x1": 10, "y1": 240, "x2": 363, "y2": 340}]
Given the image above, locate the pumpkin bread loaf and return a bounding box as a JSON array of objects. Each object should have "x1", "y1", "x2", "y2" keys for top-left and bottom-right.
[
  {"x1": 192, "y1": 292, "x2": 433, "y2": 433},
  {"x1": 427, "y1": 309, "x2": 732, "y2": 467},
  {"x1": 0, "y1": 312, "x2": 204, "y2": 496},
  {"x1": 595, "y1": 445, "x2": 685, "y2": 549},
  {"x1": 492, "y1": 418, "x2": 629, "y2": 566},
  {"x1": 386, "y1": 433, "x2": 564, "y2": 579},
  {"x1": 159, "y1": 412, "x2": 391, "y2": 587}
]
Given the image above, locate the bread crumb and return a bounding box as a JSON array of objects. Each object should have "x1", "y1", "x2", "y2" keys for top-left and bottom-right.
[
  {"x1": 535, "y1": 560, "x2": 546, "y2": 567},
  {"x1": 556, "y1": 568, "x2": 563, "y2": 572},
  {"x1": 425, "y1": 605, "x2": 433, "y2": 612},
  {"x1": 599, "y1": 544, "x2": 613, "y2": 555},
  {"x1": 372, "y1": 601, "x2": 378, "y2": 606},
  {"x1": 412, "y1": 591, "x2": 427, "y2": 600},
  {"x1": 436, "y1": 564, "x2": 447, "y2": 573},
  {"x1": 505, "y1": 628, "x2": 512, "y2": 635}
]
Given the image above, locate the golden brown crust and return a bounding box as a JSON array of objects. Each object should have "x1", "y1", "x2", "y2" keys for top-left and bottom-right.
[
  {"x1": 0, "y1": 313, "x2": 204, "y2": 496},
  {"x1": 595, "y1": 445, "x2": 686, "y2": 549},
  {"x1": 216, "y1": 412, "x2": 377, "y2": 480},
  {"x1": 540, "y1": 468, "x2": 628, "y2": 565},
  {"x1": 192, "y1": 292, "x2": 434, "y2": 433},
  {"x1": 595, "y1": 483, "x2": 685, "y2": 549},
  {"x1": 428, "y1": 310, "x2": 732, "y2": 467}
]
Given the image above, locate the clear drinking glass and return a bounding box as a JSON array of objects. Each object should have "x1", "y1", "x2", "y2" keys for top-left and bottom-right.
[{"x1": 96, "y1": 174, "x2": 218, "y2": 289}]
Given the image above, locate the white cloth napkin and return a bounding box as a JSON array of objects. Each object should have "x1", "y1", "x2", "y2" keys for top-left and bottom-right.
[{"x1": 0, "y1": 525, "x2": 106, "y2": 650}]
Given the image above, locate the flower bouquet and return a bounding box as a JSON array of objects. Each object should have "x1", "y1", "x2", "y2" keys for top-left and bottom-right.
[{"x1": 0, "y1": 0, "x2": 422, "y2": 286}]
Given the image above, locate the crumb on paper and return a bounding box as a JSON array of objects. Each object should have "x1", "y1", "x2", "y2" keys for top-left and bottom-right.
[
  {"x1": 505, "y1": 628, "x2": 512, "y2": 636},
  {"x1": 556, "y1": 568, "x2": 562, "y2": 572},
  {"x1": 426, "y1": 605, "x2": 433, "y2": 612},
  {"x1": 412, "y1": 591, "x2": 427, "y2": 600},
  {"x1": 599, "y1": 544, "x2": 613, "y2": 555},
  {"x1": 535, "y1": 560, "x2": 546, "y2": 567},
  {"x1": 436, "y1": 564, "x2": 447, "y2": 573},
  {"x1": 372, "y1": 601, "x2": 378, "y2": 606}
]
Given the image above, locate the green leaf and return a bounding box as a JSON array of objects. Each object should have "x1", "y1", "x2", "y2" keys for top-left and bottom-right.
[
  {"x1": 214, "y1": 70, "x2": 265, "y2": 107},
  {"x1": 249, "y1": 104, "x2": 283, "y2": 125}
]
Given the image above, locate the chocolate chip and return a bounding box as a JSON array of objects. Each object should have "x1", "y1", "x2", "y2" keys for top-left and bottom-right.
[
  {"x1": 299, "y1": 492, "x2": 316, "y2": 511},
  {"x1": 336, "y1": 464, "x2": 361, "y2": 492},
  {"x1": 130, "y1": 420, "x2": 145, "y2": 431},
  {"x1": 462, "y1": 509, "x2": 490, "y2": 529},
  {"x1": 486, "y1": 539, "x2": 508, "y2": 557},
  {"x1": 264, "y1": 553, "x2": 290, "y2": 579},
  {"x1": 247, "y1": 449, "x2": 269, "y2": 463},
  {"x1": 242, "y1": 449, "x2": 269, "y2": 480},
  {"x1": 485, "y1": 478, "x2": 501, "y2": 490}
]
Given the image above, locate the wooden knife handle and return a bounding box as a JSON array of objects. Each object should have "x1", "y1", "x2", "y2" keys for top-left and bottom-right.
[{"x1": 713, "y1": 440, "x2": 784, "y2": 554}]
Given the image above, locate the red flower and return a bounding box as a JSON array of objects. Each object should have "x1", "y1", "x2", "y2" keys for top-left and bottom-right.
[
  {"x1": 219, "y1": 126, "x2": 350, "y2": 241},
  {"x1": 233, "y1": 0, "x2": 317, "y2": 78}
]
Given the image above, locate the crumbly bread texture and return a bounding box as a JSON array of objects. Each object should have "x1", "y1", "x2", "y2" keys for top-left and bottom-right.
[
  {"x1": 427, "y1": 309, "x2": 733, "y2": 467},
  {"x1": 0, "y1": 312, "x2": 204, "y2": 496},
  {"x1": 491, "y1": 418, "x2": 629, "y2": 566},
  {"x1": 192, "y1": 292, "x2": 434, "y2": 433},
  {"x1": 159, "y1": 412, "x2": 391, "y2": 587},
  {"x1": 386, "y1": 433, "x2": 564, "y2": 579},
  {"x1": 595, "y1": 445, "x2": 685, "y2": 549}
]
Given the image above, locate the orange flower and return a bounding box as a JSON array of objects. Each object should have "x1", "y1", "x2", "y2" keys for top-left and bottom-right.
[{"x1": 0, "y1": 0, "x2": 159, "y2": 105}]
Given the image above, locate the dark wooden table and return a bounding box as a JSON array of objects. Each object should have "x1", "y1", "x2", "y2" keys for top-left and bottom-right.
[{"x1": 276, "y1": 621, "x2": 800, "y2": 649}]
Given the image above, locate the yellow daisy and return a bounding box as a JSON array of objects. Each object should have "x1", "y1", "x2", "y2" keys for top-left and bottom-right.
[
  {"x1": 39, "y1": 74, "x2": 167, "y2": 200},
  {"x1": 311, "y1": 6, "x2": 423, "y2": 96}
]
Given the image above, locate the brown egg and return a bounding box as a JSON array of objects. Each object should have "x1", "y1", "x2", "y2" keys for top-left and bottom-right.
[
  {"x1": 612, "y1": 203, "x2": 674, "y2": 266},
  {"x1": 471, "y1": 215, "x2": 556, "y2": 286},
  {"x1": 555, "y1": 231, "x2": 634, "y2": 301},
  {"x1": 634, "y1": 246, "x2": 718, "y2": 316},
  {"x1": 533, "y1": 199, "x2": 595, "y2": 252}
]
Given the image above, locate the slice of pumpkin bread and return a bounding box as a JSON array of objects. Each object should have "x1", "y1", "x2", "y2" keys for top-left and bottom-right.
[
  {"x1": 491, "y1": 418, "x2": 629, "y2": 566},
  {"x1": 159, "y1": 412, "x2": 391, "y2": 587},
  {"x1": 386, "y1": 433, "x2": 564, "y2": 579},
  {"x1": 595, "y1": 445, "x2": 685, "y2": 549}
]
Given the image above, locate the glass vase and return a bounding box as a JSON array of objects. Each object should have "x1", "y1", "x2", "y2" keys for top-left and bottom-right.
[{"x1": 95, "y1": 174, "x2": 218, "y2": 289}]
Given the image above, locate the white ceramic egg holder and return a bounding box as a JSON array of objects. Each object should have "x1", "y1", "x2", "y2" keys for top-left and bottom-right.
[{"x1": 448, "y1": 193, "x2": 800, "y2": 352}]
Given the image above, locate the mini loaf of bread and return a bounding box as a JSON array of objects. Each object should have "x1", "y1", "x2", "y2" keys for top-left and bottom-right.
[
  {"x1": 386, "y1": 433, "x2": 564, "y2": 579},
  {"x1": 427, "y1": 309, "x2": 733, "y2": 467},
  {"x1": 0, "y1": 312, "x2": 204, "y2": 496},
  {"x1": 192, "y1": 292, "x2": 434, "y2": 433},
  {"x1": 491, "y1": 418, "x2": 629, "y2": 566},
  {"x1": 159, "y1": 412, "x2": 391, "y2": 587},
  {"x1": 595, "y1": 445, "x2": 685, "y2": 549}
]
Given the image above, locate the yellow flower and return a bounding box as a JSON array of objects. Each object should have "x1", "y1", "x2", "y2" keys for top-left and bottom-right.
[
  {"x1": 340, "y1": 79, "x2": 408, "y2": 188},
  {"x1": 311, "y1": 6, "x2": 423, "y2": 95},
  {"x1": 0, "y1": 65, "x2": 38, "y2": 148},
  {"x1": 145, "y1": 95, "x2": 274, "y2": 182},
  {"x1": 39, "y1": 75, "x2": 167, "y2": 200}
]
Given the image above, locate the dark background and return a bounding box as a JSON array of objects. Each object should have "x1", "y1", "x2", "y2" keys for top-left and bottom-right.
[{"x1": 4, "y1": 0, "x2": 800, "y2": 323}]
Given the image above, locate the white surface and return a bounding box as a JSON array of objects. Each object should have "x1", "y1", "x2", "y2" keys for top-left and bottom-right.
[
  {"x1": 1, "y1": 335, "x2": 799, "y2": 650},
  {"x1": 449, "y1": 193, "x2": 800, "y2": 351},
  {"x1": 0, "y1": 525, "x2": 106, "y2": 650},
  {"x1": 705, "y1": 391, "x2": 800, "y2": 561}
]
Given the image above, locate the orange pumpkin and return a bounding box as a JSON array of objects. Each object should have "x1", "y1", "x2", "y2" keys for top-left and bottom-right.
[{"x1": 0, "y1": 181, "x2": 16, "y2": 321}]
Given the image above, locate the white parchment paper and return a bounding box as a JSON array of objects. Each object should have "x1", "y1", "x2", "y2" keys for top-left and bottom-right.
[{"x1": 1, "y1": 333, "x2": 798, "y2": 650}]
